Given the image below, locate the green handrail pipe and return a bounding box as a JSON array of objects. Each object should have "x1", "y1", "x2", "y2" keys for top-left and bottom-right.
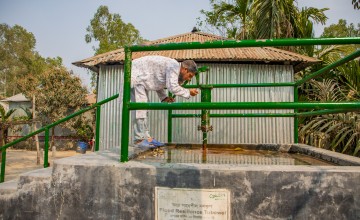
[
  {"x1": 171, "y1": 113, "x2": 296, "y2": 118},
  {"x1": 183, "y1": 83, "x2": 295, "y2": 88},
  {"x1": 297, "y1": 109, "x2": 354, "y2": 117},
  {"x1": 131, "y1": 37, "x2": 360, "y2": 52},
  {"x1": 129, "y1": 102, "x2": 360, "y2": 110},
  {"x1": 296, "y1": 49, "x2": 360, "y2": 86},
  {"x1": 171, "y1": 109, "x2": 356, "y2": 118}
]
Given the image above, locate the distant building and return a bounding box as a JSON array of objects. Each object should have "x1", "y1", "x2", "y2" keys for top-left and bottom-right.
[{"x1": 0, "y1": 93, "x2": 31, "y2": 118}]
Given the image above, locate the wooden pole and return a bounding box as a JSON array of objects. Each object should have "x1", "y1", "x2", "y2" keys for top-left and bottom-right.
[{"x1": 33, "y1": 95, "x2": 40, "y2": 165}]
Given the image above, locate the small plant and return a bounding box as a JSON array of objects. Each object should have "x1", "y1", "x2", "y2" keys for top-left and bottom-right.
[{"x1": 74, "y1": 119, "x2": 94, "y2": 142}]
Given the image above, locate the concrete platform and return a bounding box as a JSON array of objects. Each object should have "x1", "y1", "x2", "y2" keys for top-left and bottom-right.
[{"x1": 0, "y1": 144, "x2": 360, "y2": 219}]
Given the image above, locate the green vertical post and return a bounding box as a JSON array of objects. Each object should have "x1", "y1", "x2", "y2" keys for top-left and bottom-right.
[
  {"x1": 200, "y1": 86, "x2": 212, "y2": 150},
  {"x1": 167, "y1": 110, "x2": 173, "y2": 143},
  {"x1": 167, "y1": 92, "x2": 173, "y2": 144},
  {"x1": 44, "y1": 128, "x2": 49, "y2": 168},
  {"x1": 95, "y1": 106, "x2": 101, "y2": 151},
  {"x1": 120, "y1": 47, "x2": 132, "y2": 162},
  {"x1": 294, "y1": 86, "x2": 299, "y2": 143},
  {"x1": 1, "y1": 148, "x2": 6, "y2": 182}
]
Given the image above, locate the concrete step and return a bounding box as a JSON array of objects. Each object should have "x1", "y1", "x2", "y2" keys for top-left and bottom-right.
[
  {"x1": 17, "y1": 168, "x2": 52, "y2": 190},
  {"x1": 0, "y1": 179, "x2": 18, "y2": 196}
]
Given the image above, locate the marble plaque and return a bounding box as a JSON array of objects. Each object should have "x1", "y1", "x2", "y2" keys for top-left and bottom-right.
[{"x1": 155, "y1": 187, "x2": 230, "y2": 220}]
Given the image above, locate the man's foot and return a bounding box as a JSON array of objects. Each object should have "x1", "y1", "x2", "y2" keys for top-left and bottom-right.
[
  {"x1": 135, "y1": 140, "x2": 156, "y2": 149},
  {"x1": 150, "y1": 138, "x2": 165, "y2": 147}
]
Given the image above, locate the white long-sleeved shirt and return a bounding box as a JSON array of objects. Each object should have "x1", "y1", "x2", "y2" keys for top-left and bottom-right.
[{"x1": 131, "y1": 56, "x2": 190, "y2": 100}]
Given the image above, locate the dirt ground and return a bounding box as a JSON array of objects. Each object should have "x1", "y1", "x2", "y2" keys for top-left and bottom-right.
[{"x1": 2, "y1": 149, "x2": 78, "y2": 182}]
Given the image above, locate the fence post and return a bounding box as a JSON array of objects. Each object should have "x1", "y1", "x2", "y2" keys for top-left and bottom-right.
[
  {"x1": 0, "y1": 148, "x2": 7, "y2": 182},
  {"x1": 294, "y1": 86, "x2": 299, "y2": 143},
  {"x1": 167, "y1": 92, "x2": 173, "y2": 144},
  {"x1": 95, "y1": 106, "x2": 101, "y2": 151},
  {"x1": 120, "y1": 47, "x2": 132, "y2": 162},
  {"x1": 44, "y1": 128, "x2": 49, "y2": 168}
]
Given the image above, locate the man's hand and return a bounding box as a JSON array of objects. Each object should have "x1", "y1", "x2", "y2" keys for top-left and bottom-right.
[
  {"x1": 161, "y1": 97, "x2": 175, "y2": 103},
  {"x1": 189, "y1": 89, "x2": 199, "y2": 96}
]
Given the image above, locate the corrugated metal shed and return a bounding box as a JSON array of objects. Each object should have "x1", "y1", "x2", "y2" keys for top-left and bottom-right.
[
  {"x1": 73, "y1": 31, "x2": 320, "y2": 72},
  {"x1": 74, "y1": 31, "x2": 319, "y2": 149},
  {"x1": 97, "y1": 63, "x2": 295, "y2": 149}
]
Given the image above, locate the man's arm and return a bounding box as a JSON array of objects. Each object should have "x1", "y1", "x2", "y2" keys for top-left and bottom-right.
[
  {"x1": 156, "y1": 89, "x2": 168, "y2": 101},
  {"x1": 166, "y1": 69, "x2": 190, "y2": 99}
]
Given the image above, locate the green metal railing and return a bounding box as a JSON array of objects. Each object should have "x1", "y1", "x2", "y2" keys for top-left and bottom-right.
[
  {"x1": 0, "y1": 94, "x2": 119, "y2": 182},
  {"x1": 121, "y1": 37, "x2": 360, "y2": 162}
]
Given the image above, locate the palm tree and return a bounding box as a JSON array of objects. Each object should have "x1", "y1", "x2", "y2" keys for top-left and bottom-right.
[
  {"x1": 251, "y1": 0, "x2": 295, "y2": 38},
  {"x1": 210, "y1": 0, "x2": 254, "y2": 39},
  {"x1": 353, "y1": 0, "x2": 360, "y2": 9},
  {"x1": 291, "y1": 7, "x2": 328, "y2": 56},
  {"x1": 200, "y1": 0, "x2": 328, "y2": 41},
  {"x1": 299, "y1": 78, "x2": 360, "y2": 157}
]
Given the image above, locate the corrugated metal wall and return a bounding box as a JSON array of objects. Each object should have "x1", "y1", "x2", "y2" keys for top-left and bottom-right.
[
  {"x1": 98, "y1": 65, "x2": 123, "y2": 150},
  {"x1": 98, "y1": 63, "x2": 294, "y2": 150}
]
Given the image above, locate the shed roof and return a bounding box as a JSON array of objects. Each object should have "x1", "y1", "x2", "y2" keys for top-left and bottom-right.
[
  {"x1": 1, "y1": 93, "x2": 30, "y2": 102},
  {"x1": 73, "y1": 30, "x2": 320, "y2": 73}
]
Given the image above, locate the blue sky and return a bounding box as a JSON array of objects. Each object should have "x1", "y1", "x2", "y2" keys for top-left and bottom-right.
[{"x1": 0, "y1": 0, "x2": 358, "y2": 90}]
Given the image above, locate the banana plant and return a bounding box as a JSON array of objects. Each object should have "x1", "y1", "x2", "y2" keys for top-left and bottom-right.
[{"x1": 0, "y1": 105, "x2": 17, "y2": 146}]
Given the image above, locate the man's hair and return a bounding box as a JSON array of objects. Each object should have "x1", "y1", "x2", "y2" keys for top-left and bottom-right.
[{"x1": 181, "y1": 60, "x2": 198, "y2": 74}]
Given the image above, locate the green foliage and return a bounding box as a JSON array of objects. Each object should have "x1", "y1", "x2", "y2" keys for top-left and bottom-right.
[
  {"x1": 198, "y1": 0, "x2": 254, "y2": 39},
  {"x1": 299, "y1": 77, "x2": 360, "y2": 157},
  {"x1": 298, "y1": 19, "x2": 360, "y2": 157},
  {"x1": 73, "y1": 117, "x2": 94, "y2": 141},
  {"x1": 197, "y1": 0, "x2": 328, "y2": 42},
  {"x1": 19, "y1": 61, "x2": 88, "y2": 130},
  {"x1": 0, "y1": 105, "x2": 17, "y2": 146},
  {"x1": 85, "y1": 5, "x2": 145, "y2": 55},
  {"x1": 353, "y1": 0, "x2": 360, "y2": 9},
  {"x1": 0, "y1": 23, "x2": 38, "y2": 97},
  {"x1": 0, "y1": 105, "x2": 16, "y2": 123},
  {"x1": 20, "y1": 107, "x2": 33, "y2": 120},
  {"x1": 300, "y1": 111, "x2": 360, "y2": 156},
  {"x1": 85, "y1": 5, "x2": 146, "y2": 88},
  {"x1": 321, "y1": 19, "x2": 360, "y2": 38}
]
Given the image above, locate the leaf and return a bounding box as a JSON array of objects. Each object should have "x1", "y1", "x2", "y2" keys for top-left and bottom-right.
[
  {"x1": 331, "y1": 129, "x2": 353, "y2": 150},
  {"x1": 341, "y1": 133, "x2": 358, "y2": 153},
  {"x1": 353, "y1": 141, "x2": 360, "y2": 156}
]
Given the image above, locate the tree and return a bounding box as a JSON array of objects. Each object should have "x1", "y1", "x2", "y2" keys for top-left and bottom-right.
[
  {"x1": 0, "y1": 24, "x2": 38, "y2": 98},
  {"x1": 198, "y1": 0, "x2": 254, "y2": 39},
  {"x1": 319, "y1": 19, "x2": 360, "y2": 95},
  {"x1": 322, "y1": 19, "x2": 360, "y2": 38},
  {"x1": 298, "y1": 19, "x2": 360, "y2": 157},
  {"x1": 85, "y1": 5, "x2": 145, "y2": 55},
  {"x1": 18, "y1": 58, "x2": 88, "y2": 147},
  {"x1": 85, "y1": 6, "x2": 146, "y2": 88},
  {"x1": 353, "y1": 0, "x2": 360, "y2": 9},
  {"x1": 299, "y1": 79, "x2": 360, "y2": 156},
  {"x1": 198, "y1": 0, "x2": 328, "y2": 41}
]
